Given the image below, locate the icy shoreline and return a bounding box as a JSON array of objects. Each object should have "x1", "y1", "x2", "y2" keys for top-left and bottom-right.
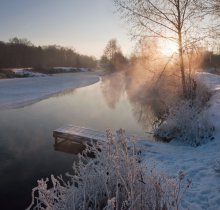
[
  {"x1": 140, "y1": 72, "x2": 220, "y2": 210},
  {"x1": 0, "y1": 72, "x2": 99, "y2": 109}
]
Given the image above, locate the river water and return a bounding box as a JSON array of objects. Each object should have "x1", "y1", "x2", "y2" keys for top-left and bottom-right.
[{"x1": 0, "y1": 73, "x2": 153, "y2": 209}]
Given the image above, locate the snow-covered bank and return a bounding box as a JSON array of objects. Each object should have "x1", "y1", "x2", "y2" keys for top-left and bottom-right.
[
  {"x1": 140, "y1": 72, "x2": 220, "y2": 210},
  {"x1": 0, "y1": 72, "x2": 99, "y2": 109},
  {"x1": 12, "y1": 68, "x2": 48, "y2": 77}
]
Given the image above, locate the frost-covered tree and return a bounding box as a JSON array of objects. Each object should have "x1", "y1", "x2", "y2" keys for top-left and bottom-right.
[{"x1": 114, "y1": 0, "x2": 220, "y2": 98}]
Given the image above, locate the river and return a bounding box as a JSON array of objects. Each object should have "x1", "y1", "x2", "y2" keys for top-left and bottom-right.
[{"x1": 0, "y1": 72, "x2": 152, "y2": 209}]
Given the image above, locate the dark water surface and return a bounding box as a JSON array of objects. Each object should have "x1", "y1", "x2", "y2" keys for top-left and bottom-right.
[{"x1": 0, "y1": 76, "x2": 151, "y2": 209}]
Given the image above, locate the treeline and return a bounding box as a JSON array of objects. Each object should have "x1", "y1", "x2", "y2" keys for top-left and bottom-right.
[
  {"x1": 0, "y1": 37, "x2": 97, "y2": 69},
  {"x1": 99, "y1": 38, "x2": 220, "y2": 74},
  {"x1": 202, "y1": 51, "x2": 220, "y2": 70}
]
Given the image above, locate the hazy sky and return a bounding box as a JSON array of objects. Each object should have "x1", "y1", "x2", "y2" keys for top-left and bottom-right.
[{"x1": 0, "y1": 0, "x2": 134, "y2": 58}]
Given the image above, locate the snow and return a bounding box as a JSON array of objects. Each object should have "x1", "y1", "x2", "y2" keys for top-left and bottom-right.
[
  {"x1": 139, "y1": 72, "x2": 220, "y2": 210},
  {"x1": 0, "y1": 72, "x2": 99, "y2": 109},
  {"x1": 12, "y1": 68, "x2": 48, "y2": 77},
  {"x1": 52, "y1": 67, "x2": 91, "y2": 72},
  {"x1": 11, "y1": 67, "x2": 92, "y2": 75}
]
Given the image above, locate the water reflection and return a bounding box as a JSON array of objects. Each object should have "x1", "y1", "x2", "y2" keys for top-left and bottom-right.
[
  {"x1": 101, "y1": 70, "x2": 155, "y2": 132},
  {"x1": 101, "y1": 73, "x2": 125, "y2": 109},
  {"x1": 52, "y1": 88, "x2": 76, "y2": 98},
  {"x1": 54, "y1": 139, "x2": 85, "y2": 154}
]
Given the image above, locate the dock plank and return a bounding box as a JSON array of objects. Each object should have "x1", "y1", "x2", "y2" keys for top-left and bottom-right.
[
  {"x1": 53, "y1": 124, "x2": 143, "y2": 146},
  {"x1": 53, "y1": 124, "x2": 107, "y2": 144}
]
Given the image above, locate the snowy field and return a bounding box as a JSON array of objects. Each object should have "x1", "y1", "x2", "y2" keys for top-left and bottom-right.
[
  {"x1": 139, "y1": 72, "x2": 220, "y2": 210},
  {"x1": 0, "y1": 72, "x2": 99, "y2": 109}
]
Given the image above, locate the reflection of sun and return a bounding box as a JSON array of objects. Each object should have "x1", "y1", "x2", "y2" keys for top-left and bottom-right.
[{"x1": 159, "y1": 40, "x2": 178, "y2": 56}]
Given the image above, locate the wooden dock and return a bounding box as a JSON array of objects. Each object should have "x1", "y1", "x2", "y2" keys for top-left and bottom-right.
[
  {"x1": 53, "y1": 124, "x2": 107, "y2": 145},
  {"x1": 54, "y1": 138, "x2": 86, "y2": 154}
]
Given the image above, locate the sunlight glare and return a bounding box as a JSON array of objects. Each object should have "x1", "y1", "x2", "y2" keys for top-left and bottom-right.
[{"x1": 159, "y1": 40, "x2": 178, "y2": 56}]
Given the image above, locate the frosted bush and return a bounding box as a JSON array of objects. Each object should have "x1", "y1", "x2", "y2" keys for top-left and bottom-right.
[
  {"x1": 153, "y1": 76, "x2": 214, "y2": 146},
  {"x1": 154, "y1": 101, "x2": 214, "y2": 146},
  {"x1": 27, "y1": 129, "x2": 191, "y2": 210},
  {"x1": 193, "y1": 80, "x2": 211, "y2": 108}
]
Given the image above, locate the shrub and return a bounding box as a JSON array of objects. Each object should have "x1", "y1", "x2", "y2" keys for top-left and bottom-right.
[
  {"x1": 154, "y1": 100, "x2": 214, "y2": 146},
  {"x1": 27, "y1": 129, "x2": 191, "y2": 210},
  {"x1": 153, "y1": 74, "x2": 214, "y2": 146},
  {"x1": 193, "y1": 79, "x2": 211, "y2": 109}
]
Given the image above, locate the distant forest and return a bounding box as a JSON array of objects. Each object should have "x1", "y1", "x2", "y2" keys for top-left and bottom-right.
[{"x1": 0, "y1": 37, "x2": 97, "y2": 69}]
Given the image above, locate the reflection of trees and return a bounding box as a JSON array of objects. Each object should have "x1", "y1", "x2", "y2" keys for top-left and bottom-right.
[
  {"x1": 101, "y1": 72, "x2": 126, "y2": 109},
  {"x1": 124, "y1": 67, "x2": 157, "y2": 131},
  {"x1": 129, "y1": 91, "x2": 157, "y2": 131},
  {"x1": 101, "y1": 61, "x2": 178, "y2": 132},
  {"x1": 52, "y1": 88, "x2": 76, "y2": 98},
  {"x1": 101, "y1": 69, "x2": 157, "y2": 131},
  {"x1": 130, "y1": 100, "x2": 154, "y2": 131}
]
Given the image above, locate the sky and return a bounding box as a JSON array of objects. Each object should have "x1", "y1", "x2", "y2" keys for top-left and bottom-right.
[{"x1": 0, "y1": 0, "x2": 134, "y2": 58}]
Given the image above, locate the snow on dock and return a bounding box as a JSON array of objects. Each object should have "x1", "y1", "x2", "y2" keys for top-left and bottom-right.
[{"x1": 53, "y1": 124, "x2": 107, "y2": 144}]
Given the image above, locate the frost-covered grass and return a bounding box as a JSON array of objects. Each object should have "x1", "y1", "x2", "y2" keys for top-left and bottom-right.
[{"x1": 27, "y1": 129, "x2": 191, "y2": 210}]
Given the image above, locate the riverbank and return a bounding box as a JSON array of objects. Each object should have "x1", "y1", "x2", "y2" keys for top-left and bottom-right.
[
  {"x1": 139, "y1": 72, "x2": 220, "y2": 210},
  {"x1": 0, "y1": 72, "x2": 99, "y2": 109}
]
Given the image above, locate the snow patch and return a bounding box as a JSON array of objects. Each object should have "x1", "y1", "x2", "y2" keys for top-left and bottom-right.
[
  {"x1": 0, "y1": 72, "x2": 99, "y2": 109},
  {"x1": 12, "y1": 68, "x2": 48, "y2": 77}
]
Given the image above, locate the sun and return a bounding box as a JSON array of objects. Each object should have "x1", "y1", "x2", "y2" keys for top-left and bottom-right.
[{"x1": 159, "y1": 40, "x2": 178, "y2": 56}]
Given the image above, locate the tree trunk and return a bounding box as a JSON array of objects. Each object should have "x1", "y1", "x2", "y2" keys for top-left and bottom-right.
[
  {"x1": 176, "y1": 0, "x2": 187, "y2": 98},
  {"x1": 178, "y1": 30, "x2": 187, "y2": 98}
]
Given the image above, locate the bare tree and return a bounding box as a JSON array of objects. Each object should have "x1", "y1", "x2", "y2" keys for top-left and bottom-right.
[
  {"x1": 103, "y1": 39, "x2": 120, "y2": 61},
  {"x1": 201, "y1": 0, "x2": 220, "y2": 15},
  {"x1": 114, "y1": 0, "x2": 219, "y2": 98},
  {"x1": 100, "y1": 39, "x2": 127, "y2": 71}
]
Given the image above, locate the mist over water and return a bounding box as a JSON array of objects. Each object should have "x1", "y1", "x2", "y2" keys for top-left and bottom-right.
[
  {"x1": 101, "y1": 71, "x2": 155, "y2": 131},
  {"x1": 0, "y1": 72, "x2": 155, "y2": 209}
]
